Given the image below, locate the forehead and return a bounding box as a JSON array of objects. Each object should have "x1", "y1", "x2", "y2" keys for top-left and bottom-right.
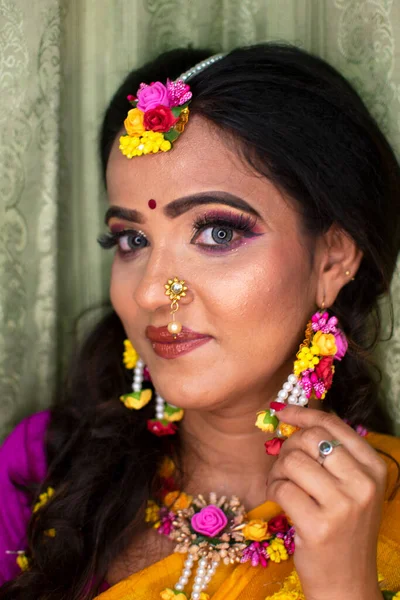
[{"x1": 106, "y1": 115, "x2": 278, "y2": 206}]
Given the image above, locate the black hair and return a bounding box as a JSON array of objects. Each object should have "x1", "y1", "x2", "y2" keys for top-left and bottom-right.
[{"x1": 1, "y1": 43, "x2": 399, "y2": 599}]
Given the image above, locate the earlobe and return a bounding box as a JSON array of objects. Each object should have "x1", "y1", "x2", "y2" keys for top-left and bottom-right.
[{"x1": 316, "y1": 225, "x2": 363, "y2": 307}]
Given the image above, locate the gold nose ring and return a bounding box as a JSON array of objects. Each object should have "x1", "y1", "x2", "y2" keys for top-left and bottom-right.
[{"x1": 164, "y1": 277, "x2": 188, "y2": 337}]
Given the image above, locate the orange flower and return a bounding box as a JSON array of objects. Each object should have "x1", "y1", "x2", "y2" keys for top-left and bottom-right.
[
  {"x1": 124, "y1": 108, "x2": 145, "y2": 136},
  {"x1": 175, "y1": 107, "x2": 189, "y2": 133},
  {"x1": 159, "y1": 456, "x2": 175, "y2": 479},
  {"x1": 278, "y1": 423, "x2": 300, "y2": 438},
  {"x1": 164, "y1": 490, "x2": 193, "y2": 511},
  {"x1": 313, "y1": 331, "x2": 337, "y2": 356},
  {"x1": 243, "y1": 519, "x2": 269, "y2": 541}
]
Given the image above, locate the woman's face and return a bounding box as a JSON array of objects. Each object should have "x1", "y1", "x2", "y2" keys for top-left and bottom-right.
[{"x1": 106, "y1": 116, "x2": 321, "y2": 412}]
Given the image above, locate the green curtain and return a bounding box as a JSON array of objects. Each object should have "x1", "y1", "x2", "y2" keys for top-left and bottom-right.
[{"x1": 1, "y1": 0, "x2": 400, "y2": 439}]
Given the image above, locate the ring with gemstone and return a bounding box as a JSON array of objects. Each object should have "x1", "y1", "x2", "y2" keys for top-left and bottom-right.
[{"x1": 317, "y1": 439, "x2": 342, "y2": 465}]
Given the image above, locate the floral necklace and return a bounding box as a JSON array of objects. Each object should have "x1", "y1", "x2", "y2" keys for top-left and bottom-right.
[{"x1": 145, "y1": 458, "x2": 295, "y2": 600}]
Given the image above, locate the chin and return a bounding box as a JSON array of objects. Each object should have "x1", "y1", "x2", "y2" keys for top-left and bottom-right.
[{"x1": 153, "y1": 375, "x2": 224, "y2": 411}]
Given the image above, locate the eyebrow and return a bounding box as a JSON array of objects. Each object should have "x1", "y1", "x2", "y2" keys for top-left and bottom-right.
[{"x1": 104, "y1": 191, "x2": 261, "y2": 225}]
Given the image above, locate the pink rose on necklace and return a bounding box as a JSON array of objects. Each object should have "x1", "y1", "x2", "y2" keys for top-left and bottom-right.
[
  {"x1": 191, "y1": 505, "x2": 228, "y2": 537},
  {"x1": 136, "y1": 82, "x2": 170, "y2": 112}
]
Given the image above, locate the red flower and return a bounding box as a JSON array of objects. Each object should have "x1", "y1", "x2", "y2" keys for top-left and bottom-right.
[
  {"x1": 268, "y1": 514, "x2": 289, "y2": 534},
  {"x1": 270, "y1": 402, "x2": 286, "y2": 412},
  {"x1": 264, "y1": 438, "x2": 284, "y2": 455},
  {"x1": 315, "y1": 356, "x2": 334, "y2": 390},
  {"x1": 147, "y1": 419, "x2": 177, "y2": 436},
  {"x1": 143, "y1": 105, "x2": 178, "y2": 132}
]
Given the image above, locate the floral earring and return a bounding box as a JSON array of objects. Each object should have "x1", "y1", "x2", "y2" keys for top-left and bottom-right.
[
  {"x1": 120, "y1": 339, "x2": 184, "y2": 436},
  {"x1": 256, "y1": 309, "x2": 348, "y2": 454}
]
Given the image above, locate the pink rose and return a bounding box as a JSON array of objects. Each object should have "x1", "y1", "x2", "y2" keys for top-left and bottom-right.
[
  {"x1": 334, "y1": 330, "x2": 348, "y2": 360},
  {"x1": 137, "y1": 82, "x2": 170, "y2": 112},
  {"x1": 191, "y1": 505, "x2": 228, "y2": 538}
]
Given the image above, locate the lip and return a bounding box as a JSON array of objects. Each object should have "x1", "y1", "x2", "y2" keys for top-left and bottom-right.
[{"x1": 146, "y1": 326, "x2": 212, "y2": 359}]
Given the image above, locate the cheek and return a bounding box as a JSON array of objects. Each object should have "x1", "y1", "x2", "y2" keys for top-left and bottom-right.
[
  {"x1": 205, "y1": 242, "x2": 310, "y2": 330},
  {"x1": 109, "y1": 260, "x2": 136, "y2": 323}
]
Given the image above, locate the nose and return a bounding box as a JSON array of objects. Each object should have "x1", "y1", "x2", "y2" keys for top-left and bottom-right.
[{"x1": 133, "y1": 255, "x2": 193, "y2": 317}]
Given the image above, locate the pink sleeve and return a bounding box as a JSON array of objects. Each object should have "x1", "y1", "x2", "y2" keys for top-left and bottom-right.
[{"x1": 0, "y1": 410, "x2": 51, "y2": 585}]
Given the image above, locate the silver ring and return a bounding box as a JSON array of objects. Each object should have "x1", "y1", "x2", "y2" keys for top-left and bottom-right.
[{"x1": 317, "y1": 439, "x2": 342, "y2": 465}]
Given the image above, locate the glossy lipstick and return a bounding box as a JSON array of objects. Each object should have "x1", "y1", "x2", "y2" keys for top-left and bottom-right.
[{"x1": 146, "y1": 326, "x2": 211, "y2": 359}]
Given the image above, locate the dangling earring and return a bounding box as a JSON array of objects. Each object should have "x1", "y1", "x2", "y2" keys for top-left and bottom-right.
[
  {"x1": 120, "y1": 339, "x2": 184, "y2": 436},
  {"x1": 256, "y1": 307, "x2": 348, "y2": 455}
]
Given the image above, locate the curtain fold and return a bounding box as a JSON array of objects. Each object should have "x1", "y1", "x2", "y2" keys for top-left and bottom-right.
[{"x1": 1, "y1": 0, "x2": 400, "y2": 438}]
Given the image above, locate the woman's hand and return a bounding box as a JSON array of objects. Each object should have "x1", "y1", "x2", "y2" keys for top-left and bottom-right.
[{"x1": 265, "y1": 406, "x2": 387, "y2": 600}]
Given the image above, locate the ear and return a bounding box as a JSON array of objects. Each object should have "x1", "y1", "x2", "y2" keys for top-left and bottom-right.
[{"x1": 315, "y1": 224, "x2": 363, "y2": 308}]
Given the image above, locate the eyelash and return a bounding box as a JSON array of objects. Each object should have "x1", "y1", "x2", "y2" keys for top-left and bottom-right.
[{"x1": 97, "y1": 213, "x2": 259, "y2": 256}]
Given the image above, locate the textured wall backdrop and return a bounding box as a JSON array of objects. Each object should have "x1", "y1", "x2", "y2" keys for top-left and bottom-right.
[{"x1": 1, "y1": 0, "x2": 399, "y2": 438}]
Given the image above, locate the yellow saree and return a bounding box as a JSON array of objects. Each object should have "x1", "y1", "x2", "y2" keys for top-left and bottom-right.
[{"x1": 95, "y1": 433, "x2": 400, "y2": 600}]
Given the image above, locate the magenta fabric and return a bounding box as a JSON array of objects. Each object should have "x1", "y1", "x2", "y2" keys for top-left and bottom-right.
[{"x1": 0, "y1": 410, "x2": 51, "y2": 585}]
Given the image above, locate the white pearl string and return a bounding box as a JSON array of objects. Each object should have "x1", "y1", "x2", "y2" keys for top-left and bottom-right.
[
  {"x1": 275, "y1": 373, "x2": 308, "y2": 407},
  {"x1": 155, "y1": 394, "x2": 165, "y2": 420},
  {"x1": 179, "y1": 53, "x2": 226, "y2": 83},
  {"x1": 174, "y1": 556, "x2": 220, "y2": 599},
  {"x1": 132, "y1": 358, "x2": 144, "y2": 393}
]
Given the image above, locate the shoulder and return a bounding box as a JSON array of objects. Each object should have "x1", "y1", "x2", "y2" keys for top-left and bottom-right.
[
  {"x1": 0, "y1": 410, "x2": 51, "y2": 484},
  {"x1": 0, "y1": 410, "x2": 51, "y2": 585},
  {"x1": 366, "y1": 431, "x2": 400, "y2": 461},
  {"x1": 366, "y1": 432, "x2": 400, "y2": 500},
  {"x1": 368, "y1": 433, "x2": 400, "y2": 589}
]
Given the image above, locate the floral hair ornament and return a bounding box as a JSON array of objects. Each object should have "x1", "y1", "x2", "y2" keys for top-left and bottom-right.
[
  {"x1": 256, "y1": 310, "x2": 349, "y2": 455},
  {"x1": 119, "y1": 53, "x2": 226, "y2": 159}
]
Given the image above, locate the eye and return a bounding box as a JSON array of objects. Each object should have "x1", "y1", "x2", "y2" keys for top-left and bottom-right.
[
  {"x1": 97, "y1": 229, "x2": 148, "y2": 254},
  {"x1": 196, "y1": 225, "x2": 234, "y2": 245},
  {"x1": 119, "y1": 231, "x2": 148, "y2": 252}
]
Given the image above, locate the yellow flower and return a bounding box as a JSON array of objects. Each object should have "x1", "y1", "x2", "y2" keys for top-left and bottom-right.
[
  {"x1": 255, "y1": 411, "x2": 279, "y2": 433},
  {"x1": 119, "y1": 131, "x2": 171, "y2": 158},
  {"x1": 159, "y1": 457, "x2": 176, "y2": 479},
  {"x1": 267, "y1": 538, "x2": 289, "y2": 563},
  {"x1": 120, "y1": 389, "x2": 152, "y2": 410},
  {"x1": 122, "y1": 339, "x2": 138, "y2": 369},
  {"x1": 393, "y1": 593, "x2": 400, "y2": 599},
  {"x1": 145, "y1": 500, "x2": 160, "y2": 524},
  {"x1": 160, "y1": 588, "x2": 187, "y2": 600},
  {"x1": 200, "y1": 594, "x2": 210, "y2": 600},
  {"x1": 164, "y1": 490, "x2": 193, "y2": 511},
  {"x1": 124, "y1": 108, "x2": 145, "y2": 136},
  {"x1": 16, "y1": 553, "x2": 30, "y2": 572},
  {"x1": 265, "y1": 569, "x2": 304, "y2": 599},
  {"x1": 243, "y1": 519, "x2": 269, "y2": 541},
  {"x1": 33, "y1": 487, "x2": 55, "y2": 513},
  {"x1": 165, "y1": 408, "x2": 184, "y2": 422},
  {"x1": 293, "y1": 345, "x2": 320, "y2": 376},
  {"x1": 44, "y1": 528, "x2": 56, "y2": 537},
  {"x1": 312, "y1": 332, "x2": 337, "y2": 356}
]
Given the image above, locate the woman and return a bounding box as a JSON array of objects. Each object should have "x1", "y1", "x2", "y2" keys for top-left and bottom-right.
[{"x1": 0, "y1": 44, "x2": 399, "y2": 600}]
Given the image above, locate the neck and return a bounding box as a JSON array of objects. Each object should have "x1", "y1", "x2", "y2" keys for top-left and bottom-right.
[{"x1": 180, "y1": 396, "x2": 278, "y2": 511}]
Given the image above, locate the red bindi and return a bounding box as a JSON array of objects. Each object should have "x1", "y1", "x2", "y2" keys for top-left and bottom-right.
[{"x1": 148, "y1": 199, "x2": 157, "y2": 210}]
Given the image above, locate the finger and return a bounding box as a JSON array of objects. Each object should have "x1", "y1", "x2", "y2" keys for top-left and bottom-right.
[
  {"x1": 277, "y1": 406, "x2": 382, "y2": 472},
  {"x1": 266, "y1": 477, "x2": 320, "y2": 533},
  {"x1": 279, "y1": 426, "x2": 383, "y2": 502},
  {"x1": 268, "y1": 447, "x2": 341, "y2": 506}
]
